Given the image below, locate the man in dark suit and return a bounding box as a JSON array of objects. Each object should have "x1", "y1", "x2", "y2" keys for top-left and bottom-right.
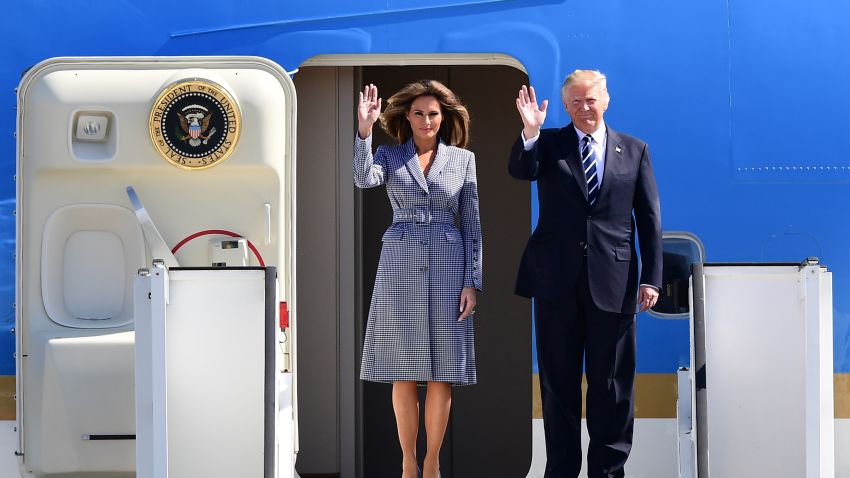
[{"x1": 509, "y1": 70, "x2": 662, "y2": 478}]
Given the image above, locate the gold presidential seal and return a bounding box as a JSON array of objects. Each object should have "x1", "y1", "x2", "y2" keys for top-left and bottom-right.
[{"x1": 149, "y1": 79, "x2": 241, "y2": 170}]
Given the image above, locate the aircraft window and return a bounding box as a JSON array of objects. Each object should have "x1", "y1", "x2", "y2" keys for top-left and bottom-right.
[{"x1": 649, "y1": 232, "x2": 705, "y2": 318}]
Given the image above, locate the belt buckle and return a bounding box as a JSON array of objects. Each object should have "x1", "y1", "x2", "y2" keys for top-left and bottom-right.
[{"x1": 414, "y1": 208, "x2": 429, "y2": 224}]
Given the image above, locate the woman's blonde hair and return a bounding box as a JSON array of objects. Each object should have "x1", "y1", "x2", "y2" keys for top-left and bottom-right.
[{"x1": 380, "y1": 79, "x2": 470, "y2": 149}]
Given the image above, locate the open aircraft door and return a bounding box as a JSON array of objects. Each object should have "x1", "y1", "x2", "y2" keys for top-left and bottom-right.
[{"x1": 15, "y1": 57, "x2": 298, "y2": 478}]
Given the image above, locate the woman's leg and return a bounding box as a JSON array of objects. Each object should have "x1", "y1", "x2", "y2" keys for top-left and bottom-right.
[
  {"x1": 423, "y1": 381, "x2": 452, "y2": 477},
  {"x1": 393, "y1": 381, "x2": 420, "y2": 477}
]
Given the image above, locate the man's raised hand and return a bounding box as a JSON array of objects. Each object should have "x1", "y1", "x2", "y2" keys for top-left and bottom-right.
[{"x1": 516, "y1": 85, "x2": 548, "y2": 140}]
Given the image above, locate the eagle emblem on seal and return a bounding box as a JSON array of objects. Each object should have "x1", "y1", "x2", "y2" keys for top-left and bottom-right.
[{"x1": 176, "y1": 104, "x2": 218, "y2": 147}]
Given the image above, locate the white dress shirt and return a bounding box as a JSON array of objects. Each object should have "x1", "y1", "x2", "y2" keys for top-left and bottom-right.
[{"x1": 522, "y1": 122, "x2": 607, "y2": 188}]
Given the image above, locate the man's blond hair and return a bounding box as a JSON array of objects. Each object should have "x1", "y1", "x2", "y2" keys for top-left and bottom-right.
[{"x1": 561, "y1": 70, "x2": 608, "y2": 103}]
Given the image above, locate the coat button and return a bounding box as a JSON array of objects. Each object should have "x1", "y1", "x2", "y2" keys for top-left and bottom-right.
[
  {"x1": 421, "y1": 241, "x2": 428, "y2": 246},
  {"x1": 421, "y1": 266, "x2": 428, "y2": 272}
]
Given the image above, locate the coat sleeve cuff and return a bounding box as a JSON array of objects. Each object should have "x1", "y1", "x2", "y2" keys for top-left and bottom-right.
[{"x1": 464, "y1": 277, "x2": 483, "y2": 291}]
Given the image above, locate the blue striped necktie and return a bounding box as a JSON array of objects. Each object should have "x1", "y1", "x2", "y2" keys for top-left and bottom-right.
[{"x1": 582, "y1": 135, "x2": 599, "y2": 205}]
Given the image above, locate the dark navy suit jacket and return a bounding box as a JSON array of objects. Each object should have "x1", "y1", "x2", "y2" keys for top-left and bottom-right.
[{"x1": 509, "y1": 124, "x2": 662, "y2": 314}]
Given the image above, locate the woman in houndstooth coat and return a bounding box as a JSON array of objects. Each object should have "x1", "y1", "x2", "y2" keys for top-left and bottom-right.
[{"x1": 353, "y1": 80, "x2": 482, "y2": 478}]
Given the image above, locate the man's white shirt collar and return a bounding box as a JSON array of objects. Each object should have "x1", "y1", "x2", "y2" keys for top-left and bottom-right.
[{"x1": 574, "y1": 121, "x2": 606, "y2": 146}]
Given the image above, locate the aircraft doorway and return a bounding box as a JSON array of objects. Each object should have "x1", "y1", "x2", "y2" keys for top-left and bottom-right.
[{"x1": 294, "y1": 61, "x2": 532, "y2": 478}]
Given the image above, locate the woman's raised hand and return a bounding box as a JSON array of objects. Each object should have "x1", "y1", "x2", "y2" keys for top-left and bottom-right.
[
  {"x1": 516, "y1": 85, "x2": 548, "y2": 140},
  {"x1": 358, "y1": 84, "x2": 382, "y2": 139}
]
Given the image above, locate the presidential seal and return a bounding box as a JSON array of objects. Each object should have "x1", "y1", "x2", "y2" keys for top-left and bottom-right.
[{"x1": 149, "y1": 79, "x2": 241, "y2": 170}]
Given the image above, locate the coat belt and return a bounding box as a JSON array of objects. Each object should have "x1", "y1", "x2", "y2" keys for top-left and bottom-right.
[{"x1": 392, "y1": 207, "x2": 455, "y2": 225}]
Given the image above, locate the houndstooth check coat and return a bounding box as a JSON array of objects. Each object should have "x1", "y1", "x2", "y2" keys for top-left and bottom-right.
[{"x1": 354, "y1": 134, "x2": 482, "y2": 385}]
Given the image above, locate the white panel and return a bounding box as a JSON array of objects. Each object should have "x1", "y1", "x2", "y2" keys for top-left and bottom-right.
[
  {"x1": 37, "y1": 333, "x2": 136, "y2": 474},
  {"x1": 278, "y1": 372, "x2": 294, "y2": 478},
  {"x1": 704, "y1": 267, "x2": 804, "y2": 477},
  {"x1": 165, "y1": 269, "x2": 267, "y2": 478},
  {"x1": 836, "y1": 419, "x2": 850, "y2": 478},
  {"x1": 0, "y1": 421, "x2": 19, "y2": 477},
  {"x1": 698, "y1": 264, "x2": 834, "y2": 478},
  {"x1": 63, "y1": 231, "x2": 125, "y2": 319}
]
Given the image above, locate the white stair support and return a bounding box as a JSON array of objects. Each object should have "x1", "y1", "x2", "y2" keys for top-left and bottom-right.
[
  {"x1": 676, "y1": 368, "x2": 695, "y2": 478},
  {"x1": 134, "y1": 263, "x2": 170, "y2": 478},
  {"x1": 135, "y1": 266, "x2": 292, "y2": 477},
  {"x1": 803, "y1": 264, "x2": 834, "y2": 477}
]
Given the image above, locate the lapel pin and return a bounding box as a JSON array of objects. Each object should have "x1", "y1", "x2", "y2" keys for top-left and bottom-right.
[{"x1": 615, "y1": 146, "x2": 622, "y2": 153}]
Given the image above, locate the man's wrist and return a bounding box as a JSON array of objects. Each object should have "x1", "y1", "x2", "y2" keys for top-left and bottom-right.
[
  {"x1": 521, "y1": 130, "x2": 540, "y2": 151},
  {"x1": 522, "y1": 128, "x2": 540, "y2": 141}
]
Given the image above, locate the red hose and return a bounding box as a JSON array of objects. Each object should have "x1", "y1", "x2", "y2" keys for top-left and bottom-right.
[{"x1": 171, "y1": 229, "x2": 265, "y2": 267}]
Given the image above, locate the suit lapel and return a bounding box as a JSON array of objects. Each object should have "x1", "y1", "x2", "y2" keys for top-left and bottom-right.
[
  {"x1": 559, "y1": 126, "x2": 588, "y2": 201},
  {"x1": 426, "y1": 140, "x2": 449, "y2": 182},
  {"x1": 595, "y1": 128, "x2": 621, "y2": 206},
  {"x1": 402, "y1": 139, "x2": 429, "y2": 192}
]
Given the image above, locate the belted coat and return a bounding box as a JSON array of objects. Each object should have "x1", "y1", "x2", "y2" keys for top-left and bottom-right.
[{"x1": 353, "y1": 134, "x2": 482, "y2": 385}]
